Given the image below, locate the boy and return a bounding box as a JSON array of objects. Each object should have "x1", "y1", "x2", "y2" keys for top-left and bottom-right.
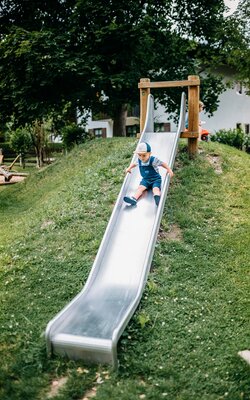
[{"x1": 124, "y1": 142, "x2": 174, "y2": 207}]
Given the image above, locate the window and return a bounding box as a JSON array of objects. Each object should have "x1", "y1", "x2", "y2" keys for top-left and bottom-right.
[
  {"x1": 94, "y1": 128, "x2": 103, "y2": 138},
  {"x1": 126, "y1": 125, "x2": 138, "y2": 137},
  {"x1": 236, "y1": 123, "x2": 242, "y2": 130},
  {"x1": 155, "y1": 122, "x2": 171, "y2": 132},
  {"x1": 155, "y1": 123, "x2": 165, "y2": 132},
  {"x1": 245, "y1": 124, "x2": 250, "y2": 134}
]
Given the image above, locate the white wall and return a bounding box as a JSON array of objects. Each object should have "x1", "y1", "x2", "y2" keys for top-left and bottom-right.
[
  {"x1": 154, "y1": 84, "x2": 250, "y2": 134},
  {"x1": 87, "y1": 118, "x2": 113, "y2": 138},
  {"x1": 200, "y1": 86, "x2": 250, "y2": 134}
]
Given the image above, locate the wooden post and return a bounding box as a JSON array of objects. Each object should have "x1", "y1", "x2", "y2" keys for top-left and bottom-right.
[
  {"x1": 0, "y1": 148, "x2": 3, "y2": 165},
  {"x1": 139, "y1": 78, "x2": 151, "y2": 133},
  {"x1": 188, "y1": 75, "x2": 200, "y2": 157}
]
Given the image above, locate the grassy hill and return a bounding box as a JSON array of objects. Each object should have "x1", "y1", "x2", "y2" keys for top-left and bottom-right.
[{"x1": 0, "y1": 138, "x2": 249, "y2": 400}]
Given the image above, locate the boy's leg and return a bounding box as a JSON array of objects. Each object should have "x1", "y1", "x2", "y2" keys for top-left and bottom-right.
[
  {"x1": 152, "y1": 187, "x2": 161, "y2": 196},
  {"x1": 123, "y1": 185, "x2": 147, "y2": 205},
  {"x1": 153, "y1": 183, "x2": 161, "y2": 206},
  {"x1": 134, "y1": 185, "x2": 147, "y2": 200}
]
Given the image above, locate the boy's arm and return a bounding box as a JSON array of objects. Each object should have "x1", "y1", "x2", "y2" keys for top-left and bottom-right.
[
  {"x1": 125, "y1": 163, "x2": 137, "y2": 174},
  {"x1": 161, "y1": 162, "x2": 174, "y2": 178}
]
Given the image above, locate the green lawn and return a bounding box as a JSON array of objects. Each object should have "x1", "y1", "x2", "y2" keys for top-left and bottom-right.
[{"x1": 0, "y1": 138, "x2": 249, "y2": 400}]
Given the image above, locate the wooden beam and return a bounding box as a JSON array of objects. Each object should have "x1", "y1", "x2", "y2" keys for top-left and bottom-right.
[
  {"x1": 138, "y1": 78, "x2": 200, "y2": 89},
  {"x1": 180, "y1": 131, "x2": 199, "y2": 138}
]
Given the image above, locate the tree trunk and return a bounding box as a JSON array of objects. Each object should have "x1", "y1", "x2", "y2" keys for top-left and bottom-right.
[
  {"x1": 32, "y1": 120, "x2": 46, "y2": 167},
  {"x1": 66, "y1": 104, "x2": 77, "y2": 124},
  {"x1": 113, "y1": 104, "x2": 127, "y2": 137}
]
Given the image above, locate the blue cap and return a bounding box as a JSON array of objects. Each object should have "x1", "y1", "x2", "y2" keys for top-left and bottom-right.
[{"x1": 135, "y1": 142, "x2": 151, "y2": 153}]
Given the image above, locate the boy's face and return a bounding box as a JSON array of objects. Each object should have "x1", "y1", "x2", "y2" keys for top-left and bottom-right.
[{"x1": 137, "y1": 152, "x2": 151, "y2": 162}]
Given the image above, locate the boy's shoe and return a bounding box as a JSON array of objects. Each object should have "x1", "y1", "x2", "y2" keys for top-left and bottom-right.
[
  {"x1": 124, "y1": 196, "x2": 137, "y2": 206},
  {"x1": 154, "y1": 195, "x2": 160, "y2": 206}
]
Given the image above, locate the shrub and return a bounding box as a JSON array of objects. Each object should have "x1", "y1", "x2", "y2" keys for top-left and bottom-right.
[
  {"x1": 9, "y1": 127, "x2": 33, "y2": 155},
  {"x1": 0, "y1": 142, "x2": 16, "y2": 158},
  {"x1": 47, "y1": 142, "x2": 64, "y2": 153},
  {"x1": 244, "y1": 134, "x2": 250, "y2": 153},
  {"x1": 211, "y1": 128, "x2": 246, "y2": 150},
  {"x1": 61, "y1": 123, "x2": 88, "y2": 149}
]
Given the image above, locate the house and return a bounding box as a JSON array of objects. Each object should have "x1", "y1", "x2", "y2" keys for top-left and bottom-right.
[
  {"x1": 85, "y1": 106, "x2": 140, "y2": 138},
  {"x1": 199, "y1": 82, "x2": 250, "y2": 134}
]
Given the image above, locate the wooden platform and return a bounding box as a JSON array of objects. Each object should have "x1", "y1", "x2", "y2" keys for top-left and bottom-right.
[{"x1": 0, "y1": 174, "x2": 27, "y2": 185}]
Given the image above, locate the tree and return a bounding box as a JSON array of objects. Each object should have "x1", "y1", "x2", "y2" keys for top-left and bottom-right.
[
  {"x1": 200, "y1": 0, "x2": 250, "y2": 94},
  {"x1": 0, "y1": 0, "x2": 243, "y2": 135},
  {"x1": 73, "y1": 0, "x2": 229, "y2": 134},
  {"x1": 0, "y1": 0, "x2": 95, "y2": 127},
  {"x1": 9, "y1": 127, "x2": 32, "y2": 168},
  {"x1": 227, "y1": 0, "x2": 250, "y2": 91}
]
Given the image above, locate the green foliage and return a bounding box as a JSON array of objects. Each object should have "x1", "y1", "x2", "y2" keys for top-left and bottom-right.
[
  {"x1": 137, "y1": 312, "x2": 151, "y2": 329},
  {"x1": 208, "y1": 1, "x2": 250, "y2": 94},
  {"x1": 9, "y1": 127, "x2": 32, "y2": 155},
  {"x1": 61, "y1": 123, "x2": 88, "y2": 149},
  {"x1": 47, "y1": 142, "x2": 64, "y2": 153},
  {"x1": 210, "y1": 128, "x2": 249, "y2": 150},
  {"x1": 0, "y1": 142, "x2": 16, "y2": 158},
  {"x1": 244, "y1": 133, "x2": 250, "y2": 153}
]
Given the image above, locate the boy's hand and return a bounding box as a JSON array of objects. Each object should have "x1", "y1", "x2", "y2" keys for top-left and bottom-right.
[
  {"x1": 125, "y1": 168, "x2": 131, "y2": 174},
  {"x1": 168, "y1": 169, "x2": 174, "y2": 178}
]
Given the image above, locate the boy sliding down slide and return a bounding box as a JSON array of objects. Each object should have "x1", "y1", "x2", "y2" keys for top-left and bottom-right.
[{"x1": 124, "y1": 142, "x2": 174, "y2": 207}]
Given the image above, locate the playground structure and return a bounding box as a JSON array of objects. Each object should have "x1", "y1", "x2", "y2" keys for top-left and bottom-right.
[
  {"x1": 0, "y1": 152, "x2": 28, "y2": 184},
  {"x1": 139, "y1": 75, "x2": 200, "y2": 156},
  {"x1": 0, "y1": 153, "x2": 20, "y2": 182},
  {"x1": 200, "y1": 128, "x2": 209, "y2": 142},
  {"x1": 46, "y1": 79, "x2": 187, "y2": 367}
]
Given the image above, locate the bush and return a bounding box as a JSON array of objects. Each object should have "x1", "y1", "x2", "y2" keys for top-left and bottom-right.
[
  {"x1": 244, "y1": 134, "x2": 250, "y2": 153},
  {"x1": 9, "y1": 127, "x2": 33, "y2": 155},
  {"x1": 0, "y1": 142, "x2": 16, "y2": 158},
  {"x1": 211, "y1": 128, "x2": 247, "y2": 150},
  {"x1": 61, "y1": 123, "x2": 88, "y2": 149},
  {"x1": 47, "y1": 142, "x2": 64, "y2": 153}
]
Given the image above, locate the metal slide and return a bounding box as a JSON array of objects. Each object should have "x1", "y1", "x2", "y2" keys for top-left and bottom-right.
[{"x1": 45, "y1": 93, "x2": 186, "y2": 368}]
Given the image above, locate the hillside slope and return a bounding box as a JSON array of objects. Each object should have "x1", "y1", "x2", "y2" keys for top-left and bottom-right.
[{"x1": 0, "y1": 138, "x2": 249, "y2": 400}]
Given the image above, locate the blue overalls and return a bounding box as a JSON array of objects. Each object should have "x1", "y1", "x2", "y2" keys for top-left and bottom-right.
[{"x1": 138, "y1": 156, "x2": 162, "y2": 189}]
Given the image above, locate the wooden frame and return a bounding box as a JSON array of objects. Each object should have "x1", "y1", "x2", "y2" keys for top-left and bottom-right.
[{"x1": 138, "y1": 75, "x2": 200, "y2": 156}]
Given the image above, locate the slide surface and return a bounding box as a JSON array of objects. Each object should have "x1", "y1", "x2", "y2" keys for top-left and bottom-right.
[{"x1": 45, "y1": 94, "x2": 186, "y2": 367}]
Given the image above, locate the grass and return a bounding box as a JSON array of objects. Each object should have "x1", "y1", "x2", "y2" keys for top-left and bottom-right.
[{"x1": 0, "y1": 138, "x2": 249, "y2": 400}]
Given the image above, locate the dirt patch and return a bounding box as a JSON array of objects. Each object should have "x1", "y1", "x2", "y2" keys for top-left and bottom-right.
[
  {"x1": 41, "y1": 220, "x2": 55, "y2": 230},
  {"x1": 158, "y1": 223, "x2": 183, "y2": 241},
  {"x1": 0, "y1": 175, "x2": 26, "y2": 185},
  {"x1": 47, "y1": 377, "x2": 68, "y2": 398},
  {"x1": 81, "y1": 387, "x2": 97, "y2": 400},
  {"x1": 206, "y1": 153, "x2": 223, "y2": 174}
]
